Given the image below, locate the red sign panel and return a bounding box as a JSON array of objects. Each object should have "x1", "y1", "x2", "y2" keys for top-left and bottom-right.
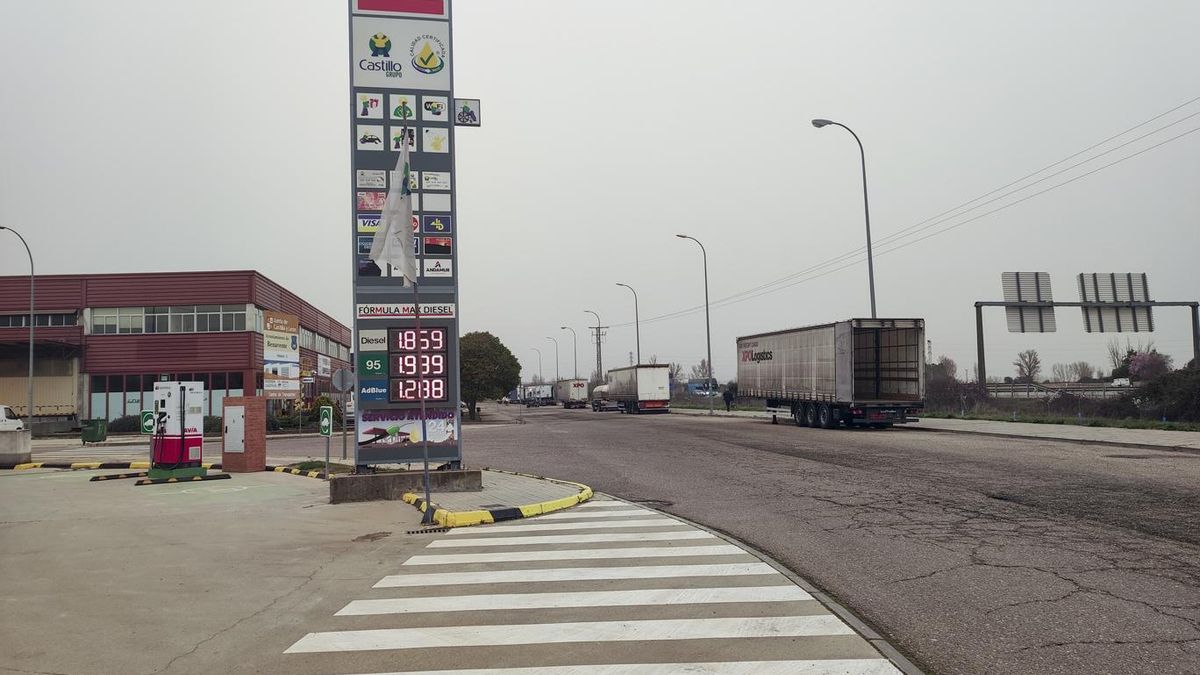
[{"x1": 356, "y1": 0, "x2": 445, "y2": 15}]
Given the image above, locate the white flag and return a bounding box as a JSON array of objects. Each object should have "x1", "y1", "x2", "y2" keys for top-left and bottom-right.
[{"x1": 369, "y1": 129, "x2": 416, "y2": 284}]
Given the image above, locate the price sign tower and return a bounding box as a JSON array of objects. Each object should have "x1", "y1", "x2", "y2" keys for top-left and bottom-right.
[{"x1": 347, "y1": 0, "x2": 461, "y2": 469}]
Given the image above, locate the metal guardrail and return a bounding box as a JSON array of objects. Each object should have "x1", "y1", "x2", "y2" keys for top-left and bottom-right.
[{"x1": 985, "y1": 382, "x2": 1136, "y2": 399}]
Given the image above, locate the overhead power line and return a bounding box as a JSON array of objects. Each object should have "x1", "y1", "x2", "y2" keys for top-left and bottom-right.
[{"x1": 609, "y1": 96, "x2": 1200, "y2": 329}]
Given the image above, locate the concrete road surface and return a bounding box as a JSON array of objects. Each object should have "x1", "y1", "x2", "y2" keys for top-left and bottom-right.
[{"x1": 465, "y1": 404, "x2": 1200, "y2": 675}]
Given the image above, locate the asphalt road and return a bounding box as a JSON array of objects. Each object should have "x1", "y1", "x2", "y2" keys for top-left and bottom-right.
[{"x1": 465, "y1": 404, "x2": 1200, "y2": 675}]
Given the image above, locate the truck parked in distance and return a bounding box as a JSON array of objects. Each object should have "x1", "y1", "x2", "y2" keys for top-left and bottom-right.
[
  {"x1": 522, "y1": 384, "x2": 553, "y2": 407},
  {"x1": 590, "y1": 384, "x2": 619, "y2": 412},
  {"x1": 737, "y1": 318, "x2": 925, "y2": 429},
  {"x1": 606, "y1": 365, "x2": 671, "y2": 414},
  {"x1": 554, "y1": 379, "x2": 589, "y2": 409}
]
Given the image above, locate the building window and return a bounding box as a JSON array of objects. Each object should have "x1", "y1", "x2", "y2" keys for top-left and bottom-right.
[
  {"x1": 90, "y1": 305, "x2": 247, "y2": 335},
  {"x1": 0, "y1": 313, "x2": 77, "y2": 327}
]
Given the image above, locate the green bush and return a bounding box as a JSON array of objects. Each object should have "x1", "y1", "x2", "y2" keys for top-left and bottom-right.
[
  {"x1": 204, "y1": 416, "x2": 223, "y2": 434},
  {"x1": 1139, "y1": 367, "x2": 1200, "y2": 422}
]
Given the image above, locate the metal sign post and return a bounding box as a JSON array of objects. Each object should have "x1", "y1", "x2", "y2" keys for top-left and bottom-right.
[
  {"x1": 332, "y1": 368, "x2": 353, "y2": 461},
  {"x1": 320, "y1": 405, "x2": 333, "y2": 479}
]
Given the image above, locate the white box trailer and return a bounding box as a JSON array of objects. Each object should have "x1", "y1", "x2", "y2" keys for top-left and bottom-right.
[
  {"x1": 606, "y1": 365, "x2": 671, "y2": 414},
  {"x1": 554, "y1": 379, "x2": 589, "y2": 408},
  {"x1": 522, "y1": 384, "x2": 553, "y2": 407},
  {"x1": 737, "y1": 318, "x2": 925, "y2": 428}
]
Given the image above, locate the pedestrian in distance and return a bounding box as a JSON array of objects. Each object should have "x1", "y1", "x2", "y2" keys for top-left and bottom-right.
[{"x1": 723, "y1": 388, "x2": 734, "y2": 412}]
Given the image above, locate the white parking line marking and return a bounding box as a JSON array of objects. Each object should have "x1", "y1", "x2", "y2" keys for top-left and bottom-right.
[
  {"x1": 444, "y1": 518, "x2": 677, "y2": 534},
  {"x1": 427, "y1": 531, "x2": 713, "y2": 548},
  {"x1": 401, "y1": 544, "x2": 748, "y2": 565},
  {"x1": 342, "y1": 659, "x2": 901, "y2": 675},
  {"x1": 338, "y1": 585, "x2": 810, "y2": 615},
  {"x1": 375, "y1": 562, "x2": 779, "y2": 587},
  {"x1": 527, "y1": 509, "x2": 649, "y2": 520},
  {"x1": 284, "y1": 615, "x2": 854, "y2": 653}
]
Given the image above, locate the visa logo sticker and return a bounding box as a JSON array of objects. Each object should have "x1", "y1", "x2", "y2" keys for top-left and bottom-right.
[{"x1": 357, "y1": 213, "x2": 381, "y2": 232}]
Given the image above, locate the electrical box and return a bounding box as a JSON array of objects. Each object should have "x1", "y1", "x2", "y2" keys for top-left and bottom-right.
[{"x1": 152, "y1": 381, "x2": 205, "y2": 467}]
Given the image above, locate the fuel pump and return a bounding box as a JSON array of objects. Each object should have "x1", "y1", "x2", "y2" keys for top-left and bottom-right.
[{"x1": 142, "y1": 381, "x2": 223, "y2": 483}]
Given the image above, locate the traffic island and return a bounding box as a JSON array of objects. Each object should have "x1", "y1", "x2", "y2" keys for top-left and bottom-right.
[
  {"x1": 401, "y1": 468, "x2": 592, "y2": 527},
  {"x1": 329, "y1": 468, "x2": 482, "y2": 504}
]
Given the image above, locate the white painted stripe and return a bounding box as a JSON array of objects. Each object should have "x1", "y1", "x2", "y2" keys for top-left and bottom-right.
[
  {"x1": 529, "y1": 509, "x2": 649, "y2": 520},
  {"x1": 428, "y1": 531, "x2": 713, "y2": 548},
  {"x1": 338, "y1": 585, "x2": 811, "y2": 615},
  {"x1": 375, "y1": 562, "x2": 779, "y2": 587},
  {"x1": 284, "y1": 615, "x2": 855, "y2": 653},
  {"x1": 401, "y1": 544, "x2": 748, "y2": 565},
  {"x1": 444, "y1": 518, "x2": 676, "y2": 534},
  {"x1": 573, "y1": 501, "x2": 641, "y2": 509},
  {"x1": 343, "y1": 660, "x2": 901, "y2": 675}
]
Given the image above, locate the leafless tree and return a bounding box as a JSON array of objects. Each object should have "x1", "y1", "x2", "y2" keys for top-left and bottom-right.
[
  {"x1": 1071, "y1": 361, "x2": 1096, "y2": 381},
  {"x1": 1013, "y1": 349, "x2": 1042, "y2": 383},
  {"x1": 689, "y1": 359, "x2": 710, "y2": 381},
  {"x1": 1050, "y1": 363, "x2": 1071, "y2": 382}
]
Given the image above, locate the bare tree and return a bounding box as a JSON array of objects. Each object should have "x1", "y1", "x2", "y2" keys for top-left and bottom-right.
[
  {"x1": 648, "y1": 354, "x2": 659, "y2": 365},
  {"x1": 1070, "y1": 361, "x2": 1095, "y2": 381},
  {"x1": 667, "y1": 362, "x2": 683, "y2": 380},
  {"x1": 1013, "y1": 349, "x2": 1042, "y2": 383},
  {"x1": 689, "y1": 359, "x2": 710, "y2": 381},
  {"x1": 1050, "y1": 363, "x2": 1071, "y2": 382}
]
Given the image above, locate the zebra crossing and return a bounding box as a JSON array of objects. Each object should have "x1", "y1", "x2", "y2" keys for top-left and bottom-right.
[{"x1": 284, "y1": 498, "x2": 904, "y2": 674}]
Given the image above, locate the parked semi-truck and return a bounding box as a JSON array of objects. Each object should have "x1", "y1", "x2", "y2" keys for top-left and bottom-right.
[
  {"x1": 606, "y1": 365, "x2": 671, "y2": 414},
  {"x1": 522, "y1": 384, "x2": 553, "y2": 407},
  {"x1": 736, "y1": 318, "x2": 925, "y2": 428},
  {"x1": 554, "y1": 378, "x2": 589, "y2": 408},
  {"x1": 590, "y1": 384, "x2": 619, "y2": 412}
]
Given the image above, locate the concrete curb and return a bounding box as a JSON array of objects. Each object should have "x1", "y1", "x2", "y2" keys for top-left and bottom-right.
[
  {"x1": 1, "y1": 461, "x2": 221, "y2": 471},
  {"x1": 601, "y1": 493, "x2": 927, "y2": 675},
  {"x1": 266, "y1": 465, "x2": 329, "y2": 480},
  {"x1": 401, "y1": 468, "x2": 593, "y2": 528},
  {"x1": 895, "y1": 424, "x2": 1200, "y2": 454}
]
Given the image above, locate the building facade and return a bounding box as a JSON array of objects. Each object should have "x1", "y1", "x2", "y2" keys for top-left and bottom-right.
[{"x1": 0, "y1": 271, "x2": 351, "y2": 424}]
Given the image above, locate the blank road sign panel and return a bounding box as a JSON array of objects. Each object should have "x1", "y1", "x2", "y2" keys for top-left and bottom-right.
[
  {"x1": 1078, "y1": 273, "x2": 1154, "y2": 333},
  {"x1": 1001, "y1": 272, "x2": 1055, "y2": 333}
]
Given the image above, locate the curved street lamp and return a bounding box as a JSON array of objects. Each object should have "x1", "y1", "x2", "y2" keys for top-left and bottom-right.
[
  {"x1": 812, "y1": 118, "x2": 877, "y2": 318},
  {"x1": 545, "y1": 336, "x2": 560, "y2": 382},
  {"x1": 584, "y1": 310, "x2": 602, "y2": 379},
  {"x1": 676, "y1": 234, "x2": 713, "y2": 415},
  {"x1": 0, "y1": 226, "x2": 33, "y2": 427},
  {"x1": 529, "y1": 347, "x2": 543, "y2": 382},
  {"x1": 615, "y1": 283, "x2": 640, "y2": 365},
  {"x1": 560, "y1": 326, "x2": 578, "y2": 379}
]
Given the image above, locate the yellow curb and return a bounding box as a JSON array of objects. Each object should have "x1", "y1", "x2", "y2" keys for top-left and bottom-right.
[{"x1": 401, "y1": 469, "x2": 593, "y2": 528}]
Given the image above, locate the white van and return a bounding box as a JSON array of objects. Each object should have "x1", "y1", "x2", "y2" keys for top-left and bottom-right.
[{"x1": 0, "y1": 405, "x2": 25, "y2": 431}]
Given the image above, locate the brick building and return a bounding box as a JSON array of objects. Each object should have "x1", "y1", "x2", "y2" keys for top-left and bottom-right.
[{"x1": 0, "y1": 271, "x2": 351, "y2": 426}]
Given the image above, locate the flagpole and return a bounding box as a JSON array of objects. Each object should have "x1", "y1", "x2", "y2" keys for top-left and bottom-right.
[{"x1": 415, "y1": 279, "x2": 433, "y2": 525}]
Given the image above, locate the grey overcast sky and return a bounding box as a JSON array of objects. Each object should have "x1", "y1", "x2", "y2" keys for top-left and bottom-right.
[{"x1": 1, "y1": 1, "x2": 1197, "y2": 383}]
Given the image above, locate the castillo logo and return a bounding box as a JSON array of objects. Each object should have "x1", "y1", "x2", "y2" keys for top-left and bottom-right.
[
  {"x1": 410, "y1": 34, "x2": 446, "y2": 74},
  {"x1": 740, "y1": 349, "x2": 774, "y2": 363},
  {"x1": 369, "y1": 33, "x2": 392, "y2": 57}
]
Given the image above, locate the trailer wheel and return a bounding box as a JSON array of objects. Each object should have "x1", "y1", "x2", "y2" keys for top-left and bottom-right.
[
  {"x1": 804, "y1": 404, "x2": 818, "y2": 427},
  {"x1": 793, "y1": 407, "x2": 805, "y2": 427},
  {"x1": 818, "y1": 404, "x2": 834, "y2": 429}
]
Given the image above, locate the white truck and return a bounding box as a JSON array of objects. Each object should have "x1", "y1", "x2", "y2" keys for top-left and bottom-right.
[
  {"x1": 553, "y1": 379, "x2": 589, "y2": 409},
  {"x1": 737, "y1": 318, "x2": 925, "y2": 429},
  {"x1": 522, "y1": 384, "x2": 553, "y2": 407},
  {"x1": 606, "y1": 365, "x2": 671, "y2": 414}
]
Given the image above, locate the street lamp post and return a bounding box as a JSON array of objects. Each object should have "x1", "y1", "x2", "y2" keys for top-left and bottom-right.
[
  {"x1": 560, "y1": 326, "x2": 578, "y2": 379},
  {"x1": 676, "y1": 234, "x2": 713, "y2": 416},
  {"x1": 812, "y1": 118, "x2": 877, "y2": 319},
  {"x1": 529, "y1": 347, "x2": 542, "y2": 382},
  {"x1": 0, "y1": 226, "x2": 33, "y2": 428},
  {"x1": 585, "y1": 310, "x2": 603, "y2": 379},
  {"x1": 615, "y1": 283, "x2": 640, "y2": 365},
  {"x1": 545, "y1": 336, "x2": 560, "y2": 383}
]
